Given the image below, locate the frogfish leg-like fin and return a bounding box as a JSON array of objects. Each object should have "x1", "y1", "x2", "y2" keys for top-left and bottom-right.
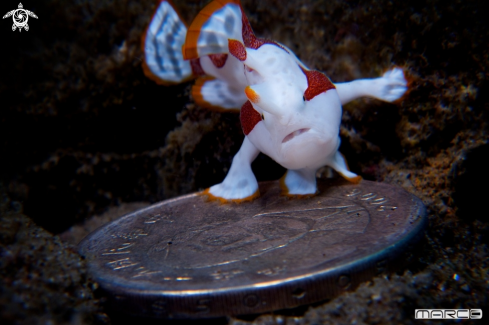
[
  {"x1": 280, "y1": 168, "x2": 318, "y2": 197},
  {"x1": 192, "y1": 76, "x2": 248, "y2": 112},
  {"x1": 334, "y1": 67, "x2": 408, "y2": 105},
  {"x1": 201, "y1": 136, "x2": 260, "y2": 203},
  {"x1": 327, "y1": 152, "x2": 362, "y2": 184},
  {"x1": 183, "y1": 0, "x2": 244, "y2": 60},
  {"x1": 142, "y1": 0, "x2": 197, "y2": 85}
]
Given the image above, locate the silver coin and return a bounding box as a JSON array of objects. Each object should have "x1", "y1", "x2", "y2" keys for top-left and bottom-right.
[{"x1": 78, "y1": 179, "x2": 426, "y2": 319}]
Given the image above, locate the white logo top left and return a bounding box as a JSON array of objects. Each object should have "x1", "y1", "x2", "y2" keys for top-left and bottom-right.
[{"x1": 3, "y1": 3, "x2": 38, "y2": 32}]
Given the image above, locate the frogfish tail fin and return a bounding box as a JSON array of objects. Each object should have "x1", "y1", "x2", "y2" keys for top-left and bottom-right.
[{"x1": 142, "y1": 0, "x2": 195, "y2": 85}]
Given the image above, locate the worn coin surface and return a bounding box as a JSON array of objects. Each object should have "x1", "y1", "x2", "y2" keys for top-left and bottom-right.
[{"x1": 79, "y1": 179, "x2": 426, "y2": 319}]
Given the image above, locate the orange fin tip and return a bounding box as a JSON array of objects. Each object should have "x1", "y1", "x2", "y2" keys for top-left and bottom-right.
[{"x1": 199, "y1": 188, "x2": 260, "y2": 204}]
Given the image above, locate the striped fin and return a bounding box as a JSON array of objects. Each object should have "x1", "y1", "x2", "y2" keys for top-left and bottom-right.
[
  {"x1": 183, "y1": 0, "x2": 243, "y2": 60},
  {"x1": 142, "y1": 0, "x2": 193, "y2": 85},
  {"x1": 192, "y1": 77, "x2": 247, "y2": 112}
]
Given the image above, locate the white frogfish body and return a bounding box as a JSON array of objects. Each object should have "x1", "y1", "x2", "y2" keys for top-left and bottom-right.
[{"x1": 142, "y1": 0, "x2": 408, "y2": 201}]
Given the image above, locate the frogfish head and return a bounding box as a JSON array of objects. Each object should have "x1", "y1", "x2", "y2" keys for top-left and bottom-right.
[
  {"x1": 240, "y1": 43, "x2": 343, "y2": 166},
  {"x1": 242, "y1": 44, "x2": 307, "y2": 126}
]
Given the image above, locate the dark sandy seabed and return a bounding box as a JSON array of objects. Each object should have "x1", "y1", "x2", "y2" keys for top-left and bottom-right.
[{"x1": 0, "y1": 0, "x2": 488, "y2": 324}]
